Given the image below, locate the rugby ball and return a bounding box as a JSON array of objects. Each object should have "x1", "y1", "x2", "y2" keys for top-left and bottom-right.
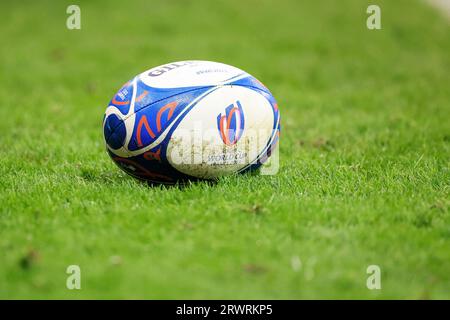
[{"x1": 103, "y1": 60, "x2": 280, "y2": 184}]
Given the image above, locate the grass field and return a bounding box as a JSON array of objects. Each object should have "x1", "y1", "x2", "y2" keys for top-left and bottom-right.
[{"x1": 0, "y1": 0, "x2": 449, "y2": 299}]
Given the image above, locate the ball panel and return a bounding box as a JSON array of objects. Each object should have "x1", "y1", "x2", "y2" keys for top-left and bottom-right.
[
  {"x1": 139, "y1": 60, "x2": 248, "y2": 89},
  {"x1": 165, "y1": 85, "x2": 276, "y2": 179},
  {"x1": 104, "y1": 114, "x2": 126, "y2": 150}
]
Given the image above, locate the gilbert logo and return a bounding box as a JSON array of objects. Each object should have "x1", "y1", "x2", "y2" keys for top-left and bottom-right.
[
  {"x1": 148, "y1": 61, "x2": 194, "y2": 77},
  {"x1": 217, "y1": 100, "x2": 245, "y2": 146}
]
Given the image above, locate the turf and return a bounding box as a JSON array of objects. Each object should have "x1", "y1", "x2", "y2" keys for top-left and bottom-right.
[{"x1": 0, "y1": 0, "x2": 449, "y2": 299}]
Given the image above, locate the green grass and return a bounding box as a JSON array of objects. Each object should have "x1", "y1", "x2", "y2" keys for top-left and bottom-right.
[{"x1": 0, "y1": 0, "x2": 449, "y2": 299}]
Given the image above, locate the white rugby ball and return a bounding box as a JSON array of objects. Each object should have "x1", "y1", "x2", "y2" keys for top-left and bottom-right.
[{"x1": 103, "y1": 60, "x2": 280, "y2": 183}]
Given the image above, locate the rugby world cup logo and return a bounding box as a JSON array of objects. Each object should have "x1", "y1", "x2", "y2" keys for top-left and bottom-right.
[{"x1": 217, "y1": 100, "x2": 245, "y2": 146}]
